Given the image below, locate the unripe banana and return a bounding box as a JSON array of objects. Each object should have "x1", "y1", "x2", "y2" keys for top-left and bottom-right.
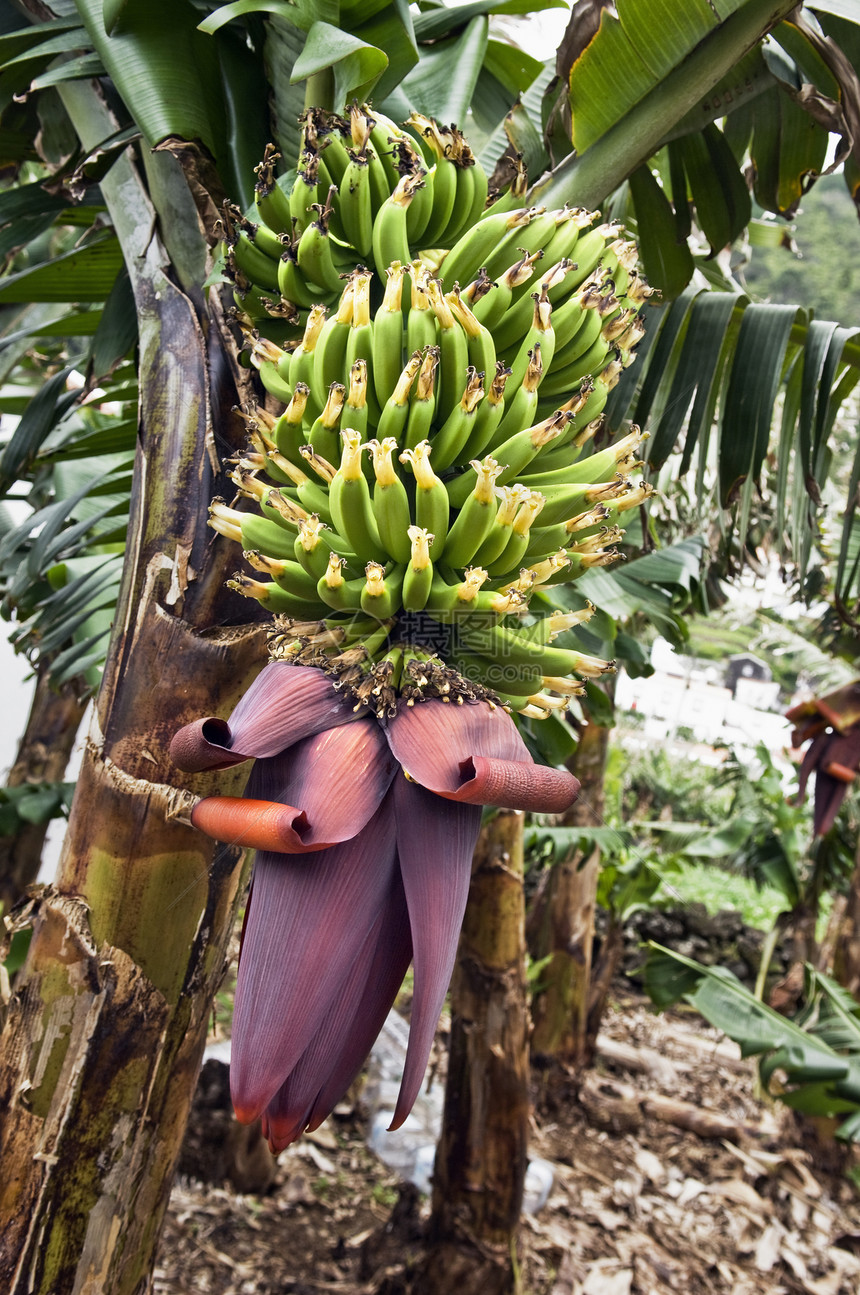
[
  {"x1": 426, "y1": 277, "x2": 468, "y2": 424},
  {"x1": 339, "y1": 147, "x2": 374, "y2": 256},
  {"x1": 438, "y1": 206, "x2": 533, "y2": 294},
  {"x1": 441, "y1": 457, "x2": 502, "y2": 568},
  {"x1": 399, "y1": 440, "x2": 449, "y2": 559},
  {"x1": 313, "y1": 275, "x2": 355, "y2": 402},
  {"x1": 228, "y1": 572, "x2": 327, "y2": 617},
  {"x1": 329, "y1": 430, "x2": 384, "y2": 562},
  {"x1": 254, "y1": 144, "x2": 293, "y2": 234},
  {"x1": 401, "y1": 526, "x2": 435, "y2": 612},
  {"x1": 371, "y1": 173, "x2": 418, "y2": 277},
  {"x1": 404, "y1": 347, "x2": 439, "y2": 451},
  {"x1": 367, "y1": 437, "x2": 412, "y2": 564},
  {"x1": 273, "y1": 383, "x2": 311, "y2": 467},
  {"x1": 372, "y1": 263, "x2": 406, "y2": 407},
  {"x1": 377, "y1": 350, "x2": 422, "y2": 444},
  {"x1": 361, "y1": 560, "x2": 405, "y2": 619},
  {"x1": 308, "y1": 383, "x2": 346, "y2": 461}
]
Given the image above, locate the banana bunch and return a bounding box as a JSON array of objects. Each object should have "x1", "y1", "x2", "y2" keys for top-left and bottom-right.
[{"x1": 212, "y1": 105, "x2": 656, "y2": 718}]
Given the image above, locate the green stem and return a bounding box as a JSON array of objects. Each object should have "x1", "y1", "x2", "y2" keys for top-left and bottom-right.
[
  {"x1": 531, "y1": 0, "x2": 799, "y2": 210},
  {"x1": 755, "y1": 920, "x2": 783, "y2": 1003},
  {"x1": 304, "y1": 69, "x2": 334, "y2": 112}
]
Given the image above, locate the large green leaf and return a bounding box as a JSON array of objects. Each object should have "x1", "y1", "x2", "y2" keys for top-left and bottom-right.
[
  {"x1": 719, "y1": 303, "x2": 799, "y2": 504},
  {"x1": 749, "y1": 82, "x2": 830, "y2": 217},
  {"x1": 647, "y1": 291, "x2": 739, "y2": 469},
  {"x1": 475, "y1": 58, "x2": 554, "y2": 175},
  {"x1": 29, "y1": 52, "x2": 106, "y2": 92},
  {"x1": 0, "y1": 236, "x2": 125, "y2": 303},
  {"x1": 0, "y1": 368, "x2": 77, "y2": 494},
  {"x1": 265, "y1": 15, "x2": 307, "y2": 167},
  {"x1": 0, "y1": 26, "x2": 90, "y2": 72},
  {"x1": 568, "y1": 0, "x2": 748, "y2": 153},
  {"x1": 0, "y1": 18, "x2": 81, "y2": 65},
  {"x1": 73, "y1": 0, "x2": 228, "y2": 158},
  {"x1": 382, "y1": 15, "x2": 489, "y2": 123},
  {"x1": 628, "y1": 163, "x2": 694, "y2": 299},
  {"x1": 412, "y1": 0, "x2": 564, "y2": 43},
  {"x1": 197, "y1": 0, "x2": 297, "y2": 35},
  {"x1": 645, "y1": 948, "x2": 860, "y2": 1140},
  {"x1": 351, "y1": 0, "x2": 418, "y2": 104},
  {"x1": 291, "y1": 22, "x2": 388, "y2": 108},
  {"x1": 676, "y1": 122, "x2": 751, "y2": 254}
]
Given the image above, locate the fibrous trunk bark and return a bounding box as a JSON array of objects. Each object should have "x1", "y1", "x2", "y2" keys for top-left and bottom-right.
[
  {"x1": 416, "y1": 810, "x2": 530, "y2": 1295},
  {"x1": 0, "y1": 82, "x2": 262, "y2": 1294},
  {"x1": 0, "y1": 669, "x2": 87, "y2": 914},
  {"x1": 833, "y1": 845, "x2": 860, "y2": 997},
  {"x1": 530, "y1": 718, "x2": 610, "y2": 1071}
]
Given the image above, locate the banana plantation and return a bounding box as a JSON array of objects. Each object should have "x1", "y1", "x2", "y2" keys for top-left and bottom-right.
[{"x1": 0, "y1": 0, "x2": 859, "y2": 1290}]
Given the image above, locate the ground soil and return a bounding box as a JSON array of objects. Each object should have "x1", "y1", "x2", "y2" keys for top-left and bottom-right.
[{"x1": 156, "y1": 991, "x2": 860, "y2": 1295}]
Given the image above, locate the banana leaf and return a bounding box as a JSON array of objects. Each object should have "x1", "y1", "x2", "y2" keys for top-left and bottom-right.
[{"x1": 645, "y1": 947, "x2": 860, "y2": 1141}]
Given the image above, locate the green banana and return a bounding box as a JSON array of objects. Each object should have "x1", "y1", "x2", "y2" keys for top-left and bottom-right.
[
  {"x1": 406, "y1": 265, "x2": 437, "y2": 353},
  {"x1": 398, "y1": 440, "x2": 449, "y2": 559},
  {"x1": 402, "y1": 526, "x2": 435, "y2": 611},
  {"x1": 254, "y1": 144, "x2": 294, "y2": 235},
  {"x1": 296, "y1": 199, "x2": 349, "y2": 295},
  {"x1": 289, "y1": 151, "x2": 321, "y2": 237},
  {"x1": 278, "y1": 246, "x2": 334, "y2": 310},
  {"x1": 289, "y1": 304, "x2": 328, "y2": 399},
  {"x1": 312, "y1": 275, "x2": 355, "y2": 403},
  {"x1": 446, "y1": 286, "x2": 496, "y2": 388},
  {"x1": 372, "y1": 263, "x2": 406, "y2": 407},
  {"x1": 441, "y1": 456, "x2": 502, "y2": 568},
  {"x1": 403, "y1": 347, "x2": 439, "y2": 451},
  {"x1": 472, "y1": 252, "x2": 540, "y2": 330},
  {"x1": 484, "y1": 490, "x2": 547, "y2": 577},
  {"x1": 367, "y1": 437, "x2": 412, "y2": 564},
  {"x1": 462, "y1": 362, "x2": 510, "y2": 460},
  {"x1": 228, "y1": 572, "x2": 327, "y2": 617},
  {"x1": 343, "y1": 358, "x2": 371, "y2": 447},
  {"x1": 428, "y1": 366, "x2": 484, "y2": 471},
  {"x1": 488, "y1": 347, "x2": 542, "y2": 449},
  {"x1": 410, "y1": 114, "x2": 458, "y2": 246},
  {"x1": 505, "y1": 288, "x2": 556, "y2": 392},
  {"x1": 376, "y1": 350, "x2": 421, "y2": 444},
  {"x1": 328, "y1": 430, "x2": 384, "y2": 562},
  {"x1": 371, "y1": 173, "x2": 418, "y2": 277},
  {"x1": 361, "y1": 561, "x2": 405, "y2": 619},
  {"x1": 317, "y1": 553, "x2": 365, "y2": 612},
  {"x1": 338, "y1": 148, "x2": 373, "y2": 257},
  {"x1": 438, "y1": 206, "x2": 533, "y2": 294},
  {"x1": 307, "y1": 383, "x2": 346, "y2": 461},
  {"x1": 269, "y1": 385, "x2": 308, "y2": 468},
  {"x1": 426, "y1": 277, "x2": 468, "y2": 424}
]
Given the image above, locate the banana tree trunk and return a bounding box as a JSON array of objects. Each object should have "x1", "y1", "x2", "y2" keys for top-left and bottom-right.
[
  {"x1": 529, "y1": 717, "x2": 610, "y2": 1071},
  {"x1": 833, "y1": 843, "x2": 860, "y2": 997},
  {"x1": 417, "y1": 809, "x2": 530, "y2": 1295},
  {"x1": 0, "y1": 669, "x2": 86, "y2": 914},
  {"x1": 0, "y1": 82, "x2": 262, "y2": 1294}
]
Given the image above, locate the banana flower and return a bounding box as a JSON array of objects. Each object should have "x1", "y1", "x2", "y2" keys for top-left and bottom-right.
[{"x1": 171, "y1": 661, "x2": 578, "y2": 1150}]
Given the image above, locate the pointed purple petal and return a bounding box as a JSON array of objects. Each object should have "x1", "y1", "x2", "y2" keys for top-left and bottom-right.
[
  {"x1": 263, "y1": 873, "x2": 412, "y2": 1150},
  {"x1": 230, "y1": 791, "x2": 398, "y2": 1124},
  {"x1": 170, "y1": 663, "x2": 360, "y2": 771},
  {"x1": 386, "y1": 698, "x2": 577, "y2": 811},
  {"x1": 813, "y1": 725, "x2": 860, "y2": 836},
  {"x1": 245, "y1": 716, "x2": 398, "y2": 847},
  {"x1": 391, "y1": 774, "x2": 481, "y2": 1130}
]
